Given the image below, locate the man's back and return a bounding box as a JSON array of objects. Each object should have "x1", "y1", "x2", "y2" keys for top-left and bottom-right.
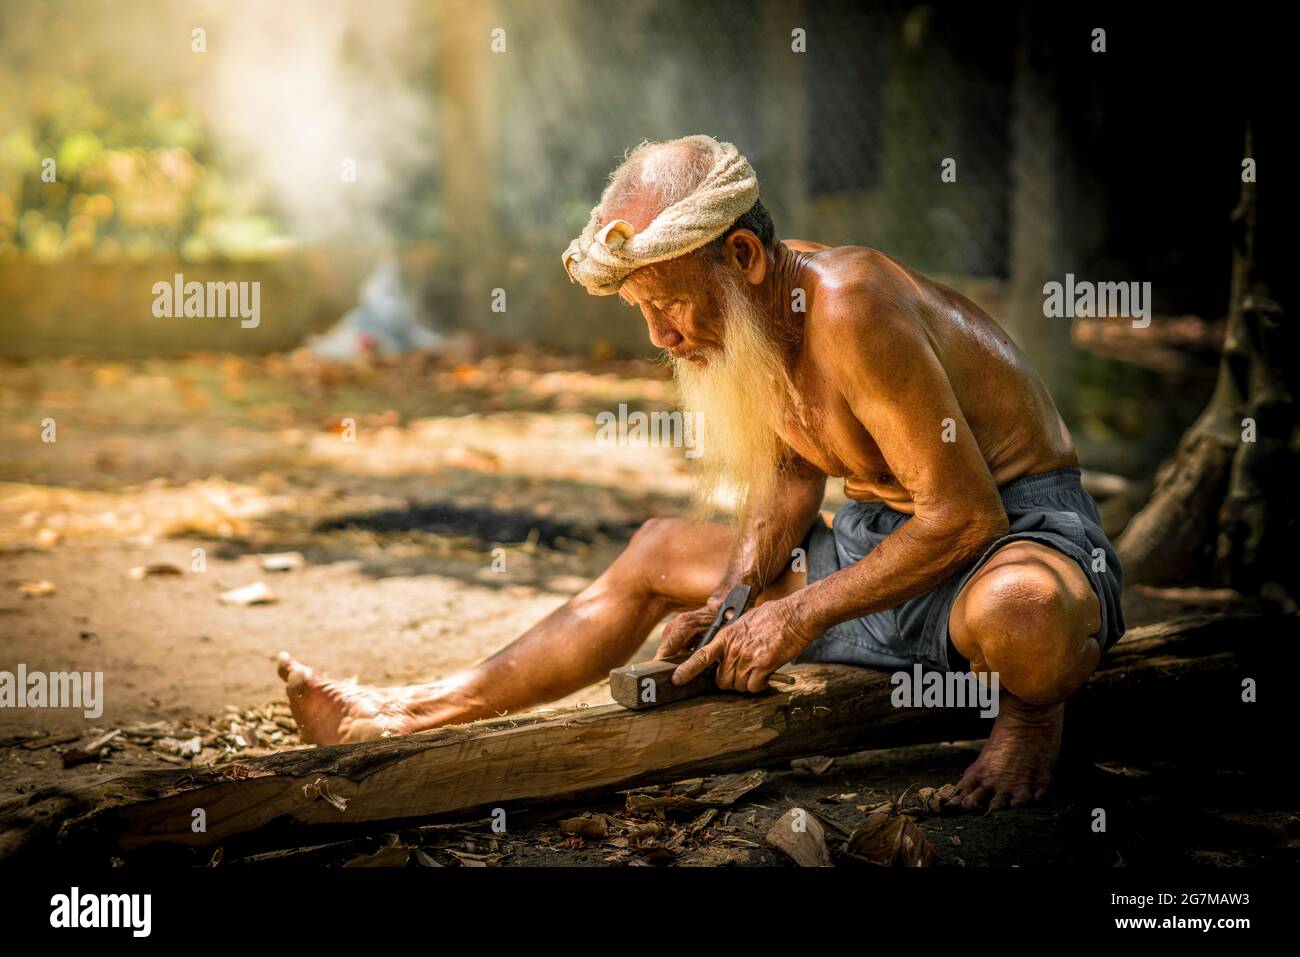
[{"x1": 786, "y1": 242, "x2": 1078, "y2": 509}]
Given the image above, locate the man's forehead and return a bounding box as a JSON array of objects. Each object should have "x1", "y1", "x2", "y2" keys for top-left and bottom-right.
[{"x1": 619, "y1": 259, "x2": 698, "y2": 301}]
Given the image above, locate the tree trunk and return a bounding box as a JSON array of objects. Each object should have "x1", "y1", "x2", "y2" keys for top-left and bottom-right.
[{"x1": 1117, "y1": 126, "x2": 1296, "y2": 598}]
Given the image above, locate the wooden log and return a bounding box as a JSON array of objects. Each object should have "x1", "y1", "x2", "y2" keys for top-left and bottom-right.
[{"x1": 0, "y1": 613, "x2": 1282, "y2": 861}]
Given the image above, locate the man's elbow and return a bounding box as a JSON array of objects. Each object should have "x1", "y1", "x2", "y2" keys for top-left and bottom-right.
[
  {"x1": 926, "y1": 506, "x2": 1008, "y2": 563},
  {"x1": 959, "y1": 509, "x2": 1009, "y2": 558}
]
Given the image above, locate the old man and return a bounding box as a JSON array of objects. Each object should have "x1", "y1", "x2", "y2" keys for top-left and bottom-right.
[{"x1": 278, "y1": 135, "x2": 1123, "y2": 809}]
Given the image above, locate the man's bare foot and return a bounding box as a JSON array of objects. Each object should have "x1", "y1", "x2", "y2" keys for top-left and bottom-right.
[
  {"x1": 277, "y1": 652, "x2": 423, "y2": 745},
  {"x1": 951, "y1": 693, "x2": 1063, "y2": 810}
]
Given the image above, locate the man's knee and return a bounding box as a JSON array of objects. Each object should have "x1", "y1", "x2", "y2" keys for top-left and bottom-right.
[
  {"x1": 957, "y1": 552, "x2": 1101, "y2": 704},
  {"x1": 614, "y1": 517, "x2": 683, "y2": 590},
  {"x1": 626, "y1": 517, "x2": 678, "y2": 557}
]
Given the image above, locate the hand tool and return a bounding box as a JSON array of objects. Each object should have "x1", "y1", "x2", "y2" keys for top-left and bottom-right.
[{"x1": 609, "y1": 583, "x2": 795, "y2": 710}]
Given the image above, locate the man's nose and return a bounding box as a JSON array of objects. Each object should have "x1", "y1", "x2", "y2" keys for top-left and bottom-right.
[{"x1": 645, "y1": 316, "x2": 683, "y2": 350}]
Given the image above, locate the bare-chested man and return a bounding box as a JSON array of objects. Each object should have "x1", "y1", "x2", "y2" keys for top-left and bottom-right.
[{"x1": 278, "y1": 135, "x2": 1124, "y2": 809}]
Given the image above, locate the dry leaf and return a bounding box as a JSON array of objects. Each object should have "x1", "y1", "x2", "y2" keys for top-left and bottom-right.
[{"x1": 844, "y1": 810, "x2": 935, "y2": 867}]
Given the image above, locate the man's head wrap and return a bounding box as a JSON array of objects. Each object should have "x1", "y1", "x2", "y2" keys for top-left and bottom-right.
[{"x1": 562, "y1": 138, "x2": 760, "y2": 296}]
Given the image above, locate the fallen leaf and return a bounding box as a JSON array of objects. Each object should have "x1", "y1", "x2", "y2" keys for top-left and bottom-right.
[{"x1": 844, "y1": 810, "x2": 936, "y2": 867}]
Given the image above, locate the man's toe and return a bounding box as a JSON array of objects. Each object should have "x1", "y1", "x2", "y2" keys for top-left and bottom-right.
[{"x1": 1007, "y1": 784, "x2": 1035, "y2": 807}]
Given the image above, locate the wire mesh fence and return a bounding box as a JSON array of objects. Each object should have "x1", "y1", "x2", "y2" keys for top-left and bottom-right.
[{"x1": 480, "y1": 0, "x2": 1029, "y2": 280}]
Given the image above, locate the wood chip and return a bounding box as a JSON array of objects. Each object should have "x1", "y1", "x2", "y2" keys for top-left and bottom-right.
[
  {"x1": 344, "y1": 845, "x2": 410, "y2": 867},
  {"x1": 688, "y1": 808, "x2": 718, "y2": 834},
  {"x1": 17, "y1": 580, "x2": 56, "y2": 597},
  {"x1": 258, "y1": 552, "x2": 305, "y2": 572},
  {"x1": 697, "y1": 769, "x2": 766, "y2": 806},
  {"x1": 21, "y1": 732, "x2": 79, "y2": 751},
  {"x1": 302, "y1": 777, "x2": 349, "y2": 811},
  {"x1": 218, "y1": 581, "x2": 277, "y2": 605},
  {"x1": 626, "y1": 822, "x2": 664, "y2": 842},
  {"x1": 790, "y1": 755, "x2": 835, "y2": 776},
  {"x1": 764, "y1": 808, "x2": 832, "y2": 867},
  {"x1": 446, "y1": 850, "x2": 488, "y2": 867},
  {"x1": 559, "y1": 814, "x2": 608, "y2": 839},
  {"x1": 916, "y1": 783, "x2": 960, "y2": 814},
  {"x1": 61, "y1": 729, "x2": 122, "y2": 768},
  {"x1": 129, "y1": 563, "x2": 184, "y2": 580}
]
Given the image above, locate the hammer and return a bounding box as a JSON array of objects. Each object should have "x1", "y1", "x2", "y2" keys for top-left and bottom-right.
[{"x1": 609, "y1": 583, "x2": 795, "y2": 710}]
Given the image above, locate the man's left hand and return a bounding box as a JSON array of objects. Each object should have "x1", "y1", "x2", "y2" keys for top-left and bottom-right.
[{"x1": 672, "y1": 597, "x2": 815, "y2": 693}]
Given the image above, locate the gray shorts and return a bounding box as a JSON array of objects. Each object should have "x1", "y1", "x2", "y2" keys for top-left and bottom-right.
[{"x1": 795, "y1": 467, "x2": 1124, "y2": 673}]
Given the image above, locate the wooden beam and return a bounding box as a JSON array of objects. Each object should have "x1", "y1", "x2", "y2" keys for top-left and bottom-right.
[{"x1": 1, "y1": 613, "x2": 1279, "y2": 861}]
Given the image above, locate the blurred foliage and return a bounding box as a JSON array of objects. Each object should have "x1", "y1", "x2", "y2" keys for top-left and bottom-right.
[{"x1": 0, "y1": 78, "x2": 282, "y2": 261}]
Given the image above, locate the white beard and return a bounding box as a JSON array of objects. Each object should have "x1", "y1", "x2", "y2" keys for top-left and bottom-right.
[{"x1": 671, "y1": 267, "x2": 793, "y2": 518}]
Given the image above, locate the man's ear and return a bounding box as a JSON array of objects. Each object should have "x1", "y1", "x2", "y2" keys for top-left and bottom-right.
[{"x1": 722, "y1": 230, "x2": 767, "y2": 285}]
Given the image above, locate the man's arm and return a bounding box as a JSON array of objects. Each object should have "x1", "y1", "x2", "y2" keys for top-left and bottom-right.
[
  {"x1": 722, "y1": 452, "x2": 826, "y2": 598},
  {"x1": 657, "y1": 453, "x2": 824, "y2": 658},
  {"x1": 788, "y1": 296, "x2": 1009, "y2": 636}
]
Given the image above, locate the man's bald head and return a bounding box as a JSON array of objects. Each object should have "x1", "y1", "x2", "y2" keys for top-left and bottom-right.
[
  {"x1": 600, "y1": 136, "x2": 719, "y2": 230},
  {"x1": 598, "y1": 136, "x2": 776, "y2": 257}
]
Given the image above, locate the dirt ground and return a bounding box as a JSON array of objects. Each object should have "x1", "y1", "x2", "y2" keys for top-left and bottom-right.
[{"x1": 1, "y1": 350, "x2": 1295, "y2": 867}]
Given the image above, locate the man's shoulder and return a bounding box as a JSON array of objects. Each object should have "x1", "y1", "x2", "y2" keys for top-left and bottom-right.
[
  {"x1": 803, "y1": 243, "x2": 899, "y2": 286},
  {"x1": 803, "y1": 246, "x2": 918, "y2": 341}
]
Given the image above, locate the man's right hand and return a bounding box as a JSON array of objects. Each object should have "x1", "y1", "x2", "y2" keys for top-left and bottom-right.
[{"x1": 655, "y1": 603, "x2": 721, "y2": 660}]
